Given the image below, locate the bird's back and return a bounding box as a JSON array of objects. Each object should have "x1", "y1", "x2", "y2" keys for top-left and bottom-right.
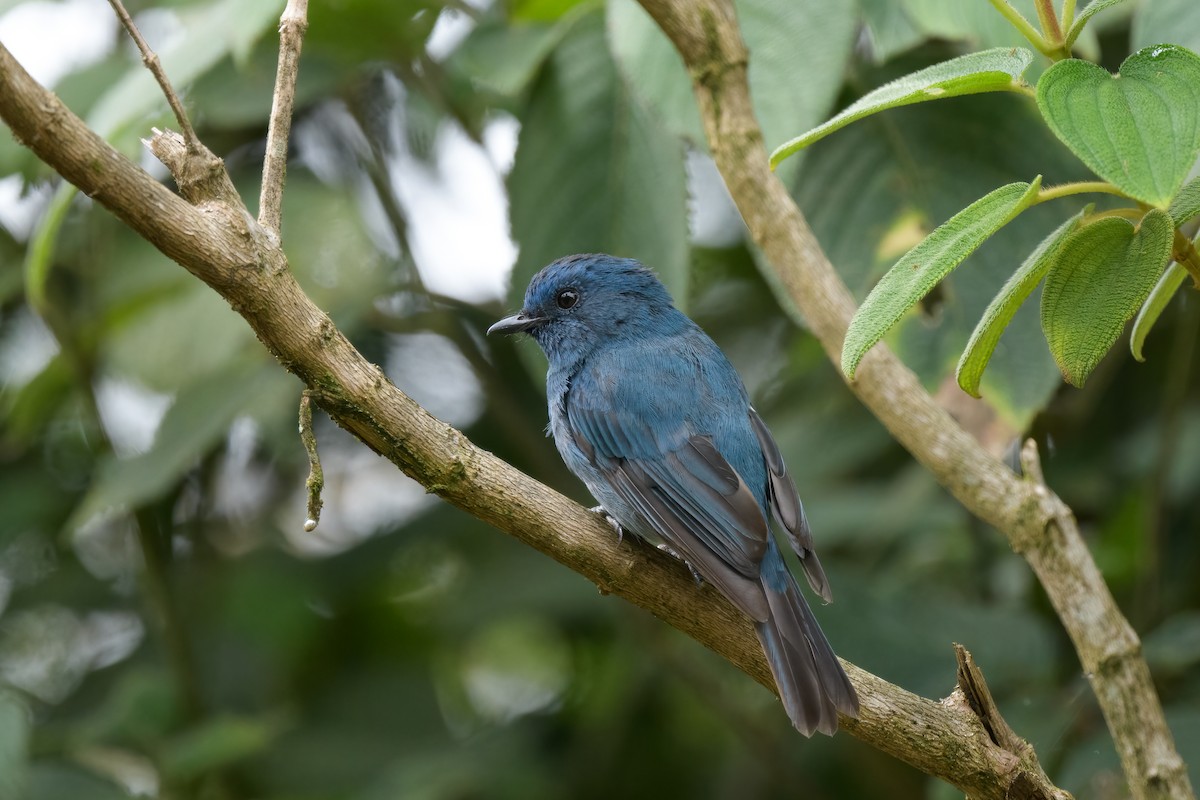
[{"x1": 552, "y1": 318, "x2": 770, "y2": 514}]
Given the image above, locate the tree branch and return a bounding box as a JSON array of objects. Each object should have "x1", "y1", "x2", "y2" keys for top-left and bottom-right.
[
  {"x1": 0, "y1": 40, "x2": 1066, "y2": 798},
  {"x1": 259, "y1": 0, "x2": 309, "y2": 234},
  {"x1": 106, "y1": 0, "x2": 201, "y2": 153},
  {"x1": 631, "y1": 1, "x2": 1191, "y2": 798}
]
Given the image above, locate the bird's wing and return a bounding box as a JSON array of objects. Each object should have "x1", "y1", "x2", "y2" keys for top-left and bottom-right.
[
  {"x1": 747, "y1": 408, "x2": 831, "y2": 602},
  {"x1": 568, "y1": 404, "x2": 772, "y2": 622}
]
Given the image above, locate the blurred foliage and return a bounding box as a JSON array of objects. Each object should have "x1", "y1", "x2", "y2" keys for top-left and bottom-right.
[{"x1": 0, "y1": 1, "x2": 1199, "y2": 799}]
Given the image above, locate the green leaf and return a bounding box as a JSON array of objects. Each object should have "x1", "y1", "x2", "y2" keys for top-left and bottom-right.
[
  {"x1": 159, "y1": 714, "x2": 287, "y2": 781},
  {"x1": 22, "y1": 184, "x2": 74, "y2": 315},
  {"x1": 1036, "y1": 46, "x2": 1200, "y2": 208},
  {"x1": 1042, "y1": 209, "x2": 1174, "y2": 386},
  {"x1": 608, "y1": 0, "x2": 857, "y2": 152},
  {"x1": 0, "y1": 690, "x2": 30, "y2": 800},
  {"x1": 1169, "y1": 176, "x2": 1200, "y2": 224},
  {"x1": 1131, "y1": 261, "x2": 1189, "y2": 362},
  {"x1": 507, "y1": 12, "x2": 688, "y2": 304},
  {"x1": 299, "y1": 0, "x2": 440, "y2": 66},
  {"x1": 842, "y1": 179, "x2": 1043, "y2": 380},
  {"x1": 452, "y1": 8, "x2": 590, "y2": 99},
  {"x1": 1132, "y1": 0, "x2": 1200, "y2": 57},
  {"x1": 25, "y1": 764, "x2": 127, "y2": 800},
  {"x1": 513, "y1": 0, "x2": 591, "y2": 22},
  {"x1": 772, "y1": 47, "x2": 1033, "y2": 166},
  {"x1": 1066, "y1": 0, "x2": 1133, "y2": 48},
  {"x1": 957, "y1": 210, "x2": 1086, "y2": 397},
  {"x1": 68, "y1": 363, "x2": 295, "y2": 529}
]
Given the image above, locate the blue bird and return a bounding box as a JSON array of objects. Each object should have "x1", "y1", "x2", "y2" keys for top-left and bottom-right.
[{"x1": 489, "y1": 254, "x2": 859, "y2": 735}]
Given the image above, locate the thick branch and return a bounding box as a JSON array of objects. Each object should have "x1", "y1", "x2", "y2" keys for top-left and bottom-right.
[
  {"x1": 0, "y1": 42, "x2": 1058, "y2": 798},
  {"x1": 632, "y1": 1, "x2": 1191, "y2": 798}
]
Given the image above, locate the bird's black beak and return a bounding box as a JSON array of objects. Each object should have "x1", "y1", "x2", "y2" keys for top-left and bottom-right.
[{"x1": 487, "y1": 312, "x2": 546, "y2": 336}]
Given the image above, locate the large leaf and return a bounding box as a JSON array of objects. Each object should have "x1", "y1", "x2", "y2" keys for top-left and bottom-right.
[
  {"x1": 842, "y1": 179, "x2": 1043, "y2": 380},
  {"x1": 1036, "y1": 46, "x2": 1200, "y2": 207},
  {"x1": 771, "y1": 48, "x2": 1034, "y2": 167},
  {"x1": 507, "y1": 12, "x2": 688, "y2": 304},
  {"x1": 606, "y1": 0, "x2": 856, "y2": 152},
  {"x1": 957, "y1": 210, "x2": 1085, "y2": 397},
  {"x1": 1041, "y1": 209, "x2": 1174, "y2": 386}
]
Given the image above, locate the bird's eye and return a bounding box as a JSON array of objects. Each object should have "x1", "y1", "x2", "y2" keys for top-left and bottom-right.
[{"x1": 556, "y1": 289, "x2": 579, "y2": 310}]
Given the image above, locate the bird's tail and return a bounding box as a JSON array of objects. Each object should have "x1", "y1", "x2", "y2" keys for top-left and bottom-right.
[{"x1": 755, "y1": 552, "x2": 859, "y2": 736}]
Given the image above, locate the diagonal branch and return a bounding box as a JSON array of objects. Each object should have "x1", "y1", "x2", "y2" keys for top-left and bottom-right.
[
  {"x1": 632, "y1": 1, "x2": 1191, "y2": 798},
  {"x1": 0, "y1": 40, "x2": 1066, "y2": 799}
]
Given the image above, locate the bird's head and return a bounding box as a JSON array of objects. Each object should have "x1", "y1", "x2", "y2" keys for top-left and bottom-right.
[{"x1": 488, "y1": 254, "x2": 683, "y2": 363}]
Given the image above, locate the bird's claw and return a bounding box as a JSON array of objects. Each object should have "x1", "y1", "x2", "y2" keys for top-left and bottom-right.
[
  {"x1": 655, "y1": 543, "x2": 704, "y2": 586},
  {"x1": 590, "y1": 505, "x2": 625, "y2": 544}
]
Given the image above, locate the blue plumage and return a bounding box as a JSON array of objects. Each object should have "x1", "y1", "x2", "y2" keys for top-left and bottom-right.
[{"x1": 489, "y1": 254, "x2": 859, "y2": 735}]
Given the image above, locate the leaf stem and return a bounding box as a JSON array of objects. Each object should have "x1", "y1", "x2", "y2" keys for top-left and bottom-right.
[
  {"x1": 1172, "y1": 229, "x2": 1200, "y2": 286},
  {"x1": 985, "y1": 0, "x2": 1055, "y2": 56},
  {"x1": 1061, "y1": 0, "x2": 1078, "y2": 31},
  {"x1": 1034, "y1": 0, "x2": 1065, "y2": 44},
  {"x1": 1007, "y1": 81, "x2": 1038, "y2": 99},
  {"x1": 1082, "y1": 207, "x2": 1146, "y2": 224},
  {"x1": 1035, "y1": 181, "x2": 1132, "y2": 203}
]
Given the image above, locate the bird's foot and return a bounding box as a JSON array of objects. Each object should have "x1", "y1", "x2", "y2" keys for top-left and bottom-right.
[
  {"x1": 655, "y1": 543, "x2": 705, "y2": 587},
  {"x1": 590, "y1": 505, "x2": 625, "y2": 544}
]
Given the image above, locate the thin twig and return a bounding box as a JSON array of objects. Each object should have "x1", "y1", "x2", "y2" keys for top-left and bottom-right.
[
  {"x1": 106, "y1": 0, "x2": 200, "y2": 153},
  {"x1": 299, "y1": 390, "x2": 324, "y2": 531},
  {"x1": 259, "y1": 0, "x2": 310, "y2": 234}
]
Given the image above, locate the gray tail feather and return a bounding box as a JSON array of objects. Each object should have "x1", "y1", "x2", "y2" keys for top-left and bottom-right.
[{"x1": 755, "y1": 578, "x2": 859, "y2": 736}]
